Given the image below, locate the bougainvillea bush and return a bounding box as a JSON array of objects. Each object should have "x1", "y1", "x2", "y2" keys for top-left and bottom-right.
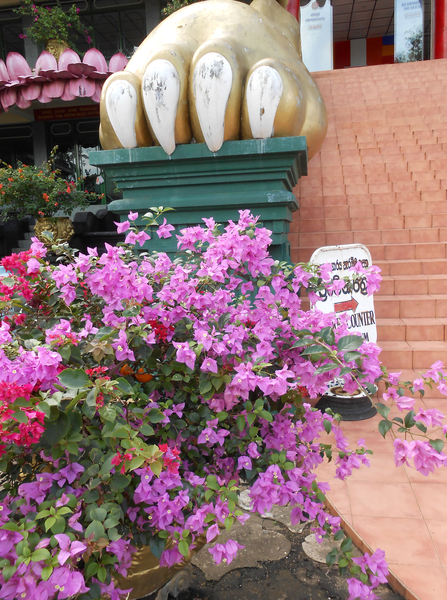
[{"x1": 1, "y1": 209, "x2": 447, "y2": 600}]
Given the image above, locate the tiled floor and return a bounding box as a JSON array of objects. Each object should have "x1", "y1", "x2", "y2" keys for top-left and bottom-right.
[{"x1": 316, "y1": 392, "x2": 447, "y2": 600}]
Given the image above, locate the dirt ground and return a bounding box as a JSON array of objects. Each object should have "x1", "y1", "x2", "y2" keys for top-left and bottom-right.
[{"x1": 177, "y1": 520, "x2": 404, "y2": 600}]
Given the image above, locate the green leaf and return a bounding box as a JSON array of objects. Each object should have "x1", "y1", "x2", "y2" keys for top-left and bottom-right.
[
  {"x1": 115, "y1": 377, "x2": 134, "y2": 395},
  {"x1": 11, "y1": 410, "x2": 28, "y2": 424},
  {"x1": 319, "y1": 327, "x2": 335, "y2": 346},
  {"x1": 2, "y1": 564, "x2": 17, "y2": 582},
  {"x1": 42, "y1": 411, "x2": 71, "y2": 447},
  {"x1": 259, "y1": 410, "x2": 273, "y2": 422},
  {"x1": 178, "y1": 539, "x2": 189, "y2": 558},
  {"x1": 236, "y1": 415, "x2": 245, "y2": 431},
  {"x1": 340, "y1": 537, "x2": 353, "y2": 552},
  {"x1": 404, "y1": 410, "x2": 416, "y2": 429},
  {"x1": 314, "y1": 362, "x2": 339, "y2": 375},
  {"x1": 97, "y1": 566, "x2": 107, "y2": 583},
  {"x1": 40, "y1": 566, "x2": 53, "y2": 581},
  {"x1": 85, "y1": 561, "x2": 99, "y2": 578},
  {"x1": 129, "y1": 457, "x2": 145, "y2": 471},
  {"x1": 148, "y1": 408, "x2": 165, "y2": 424},
  {"x1": 51, "y1": 516, "x2": 66, "y2": 534},
  {"x1": 344, "y1": 351, "x2": 362, "y2": 363},
  {"x1": 199, "y1": 379, "x2": 212, "y2": 395},
  {"x1": 85, "y1": 520, "x2": 106, "y2": 541},
  {"x1": 44, "y1": 517, "x2": 56, "y2": 532},
  {"x1": 90, "y1": 508, "x2": 107, "y2": 522},
  {"x1": 430, "y1": 439, "x2": 445, "y2": 454},
  {"x1": 338, "y1": 557, "x2": 349, "y2": 568},
  {"x1": 375, "y1": 403, "x2": 390, "y2": 419},
  {"x1": 337, "y1": 335, "x2": 363, "y2": 353},
  {"x1": 58, "y1": 368, "x2": 90, "y2": 389},
  {"x1": 110, "y1": 474, "x2": 131, "y2": 492},
  {"x1": 300, "y1": 345, "x2": 327, "y2": 356},
  {"x1": 104, "y1": 517, "x2": 120, "y2": 529},
  {"x1": 31, "y1": 548, "x2": 51, "y2": 562},
  {"x1": 334, "y1": 530, "x2": 344, "y2": 541},
  {"x1": 323, "y1": 419, "x2": 332, "y2": 434},
  {"x1": 378, "y1": 419, "x2": 393, "y2": 439}
]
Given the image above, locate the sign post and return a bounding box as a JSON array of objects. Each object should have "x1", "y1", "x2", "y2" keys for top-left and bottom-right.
[{"x1": 309, "y1": 243, "x2": 377, "y2": 344}]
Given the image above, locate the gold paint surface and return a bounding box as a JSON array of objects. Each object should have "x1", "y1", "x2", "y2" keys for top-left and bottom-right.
[{"x1": 100, "y1": 0, "x2": 327, "y2": 158}]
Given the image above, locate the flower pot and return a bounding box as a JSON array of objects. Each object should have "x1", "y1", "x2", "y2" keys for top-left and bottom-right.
[
  {"x1": 34, "y1": 216, "x2": 74, "y2": 247},
  {"x1": 315, "y1": 382, "x2": 377, "y2": 421},
  {"x1": 114, "y1": 535, "x2": 207, "y2": 600},
  {"x1": 45, "y1": 39, "x2": 69, "y2": 60}
]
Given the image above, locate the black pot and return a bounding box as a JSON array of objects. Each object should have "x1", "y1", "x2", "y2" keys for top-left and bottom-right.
[{"x1": 315, "y1": 387, "x2": 377, "y2": 421}]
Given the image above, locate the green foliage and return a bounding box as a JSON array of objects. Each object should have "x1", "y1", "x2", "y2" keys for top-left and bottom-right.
[
  {"x1": 0, "y1": 147, "x2": 101, "y2": 219},
  {"x1": 15, "y1": 0, "x2": 92, "y2": 46}
]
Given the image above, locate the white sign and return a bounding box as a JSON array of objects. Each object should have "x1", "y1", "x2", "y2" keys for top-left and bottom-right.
[
  {"x1": 395, "y1": 0, "x2": 424, "y2": 63},
  {"x1": 309, "y1": 244, "x2": 377, "y2": 344},
  {"x1": 300, "y1": 0, "x2": 333, "y2": 73}
]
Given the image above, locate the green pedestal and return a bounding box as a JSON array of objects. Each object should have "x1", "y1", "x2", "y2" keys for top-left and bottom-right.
[{"x1": 89, "y1": 137, "x2": 307, "y2": 262}]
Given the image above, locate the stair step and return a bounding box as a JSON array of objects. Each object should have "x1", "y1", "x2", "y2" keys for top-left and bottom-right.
[
  {"x1": 375, "y1": 295, "x2": 447, "y2": 319},
  {"x1": 378, "y1": 340, "x2": 447, "y2": 370},
  {"x1": 375, "y1": 259, "x2": 447, "y2": 276},
  {"x1": 379, "y1": 274, "x2": 447, "y2": 296},
  {"x1": 377, "y1": 317, "x2": 447, "y2": 342}
]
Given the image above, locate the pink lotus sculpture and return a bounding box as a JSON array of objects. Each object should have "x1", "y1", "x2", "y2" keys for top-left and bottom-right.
[{"x1": 0, "y1": 48, "x2": 128, "y2": 112}]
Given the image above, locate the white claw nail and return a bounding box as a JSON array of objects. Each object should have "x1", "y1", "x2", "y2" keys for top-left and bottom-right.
[
  {"x1": 143, "y1": 59, "x2": 180, "y2": 156},
  {"x1": 193, "y1": 52, "x2": 232, "y2": 152},
  {"x1": 105, "y1": 80, "x2": 138, "y2": 148},
  {"x1": 246, "y1": 66, "x2": 283, "y2": 139}
]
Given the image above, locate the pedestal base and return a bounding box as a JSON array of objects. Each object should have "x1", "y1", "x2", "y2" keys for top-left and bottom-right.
[{"x1": 89, "y1": 137, "x2": 307, "y2": 262}]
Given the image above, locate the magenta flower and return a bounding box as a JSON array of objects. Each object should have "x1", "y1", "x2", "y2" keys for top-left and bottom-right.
[
  {"x1": 237, "y1": 455, "x2": 252, "y2": 470},
  {"x1": 112, "y1": 329, "x2": 135, "y2": 361},
  {"x1": 173, "y1": 341, "x2": 196, "y2": 370},
  {"x1": 347, "y1": 578, "x2": 379, "y2": 600},
  {"x1": 54, "y1": 533, "x2": 87, "y2": 565},
  {"x1": 115, "y1": 220, "x2": 130, "y2": 234},
  {"x1": 201, "y1": 357, "x2": 218, "y2": 373},
  {"x1": 48, "y1": 567, "x2": 89, "y2": 598},
  {"x1": 208, "y1": 539, "x2": 244, "y2": 565},
  {"x1": 157, "y1": 218, "x2": 175, "y2": 239},
  {"x1": 128, "y1": 211, "x2": 138, "y2": 221}
]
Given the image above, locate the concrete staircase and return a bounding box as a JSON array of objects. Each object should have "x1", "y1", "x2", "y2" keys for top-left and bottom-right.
[{"x1": 291, "y1": 59, "x2": 447, "y2": 372}]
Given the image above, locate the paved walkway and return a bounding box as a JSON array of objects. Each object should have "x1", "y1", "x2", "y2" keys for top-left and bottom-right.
[{"x1": 315, "y1": 374, "x2": 447, "y2": 600}]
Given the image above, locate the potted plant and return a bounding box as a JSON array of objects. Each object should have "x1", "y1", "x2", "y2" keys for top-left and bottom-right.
[
  {"x1": 0, "y1": 148, "x2": 102, "y2": 247},
  {"x1": 15, "y1": 0, "x2": 92, "y2": 58},
  {"x1": 0, "y1": 208, "x2": 445, "y2": 600}
]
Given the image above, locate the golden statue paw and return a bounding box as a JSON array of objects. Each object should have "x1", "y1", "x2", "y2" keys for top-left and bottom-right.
[{"x1": 99, "y1": 0, "x2": 327, "y2": 159}]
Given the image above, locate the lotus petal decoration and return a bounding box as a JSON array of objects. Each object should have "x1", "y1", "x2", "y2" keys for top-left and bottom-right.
[
  {"x1": 35, "y1": 51, "x2": 57, "y2": 78},
  {"x1": 6, "y1": 52, "x2": 32, "y2": 80},
  {"x1": 69, "y1": 77, "x2": 96, "y2": 97},
  {"x1": 53, "y1": 48, "x2": 80, "y2": 79},
  {"x1": 109, "y1": 52, "x2": 128, "y2": 74},
  {"x1": 0, "y1": 59, "x2": 9, "y2": 84},
  {"x1": 91, "y1": 80, "x2": 104, "y2": 103},
  {"x1": 16, "y1": 89, "x2": 32, "y2": 109},
  {"x1": 84, "y1": 48, "x2": 108, "y2": 73},
  {"x1": 21, "y1": 82, "x2": 42, "y2": 101},
  {"x1": 61, "y1": 80, "x2": 76, "y2": 101},
  {"x1": 44, "y1": 79, "x2": 65, "y2": 98}
]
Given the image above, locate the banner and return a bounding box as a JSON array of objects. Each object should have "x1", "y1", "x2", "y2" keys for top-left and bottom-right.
[
  {"x1": 300, "y1": 0, "x2": 333, "y2": 72},
  {"x1": 394, "y1": 0, "x2": 424, "y2": 62}
]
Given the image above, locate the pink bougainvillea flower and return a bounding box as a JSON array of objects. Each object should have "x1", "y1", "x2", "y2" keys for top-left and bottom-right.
[{"x1": 157, "y1": 218, "x2": 175, "y2": 239}]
